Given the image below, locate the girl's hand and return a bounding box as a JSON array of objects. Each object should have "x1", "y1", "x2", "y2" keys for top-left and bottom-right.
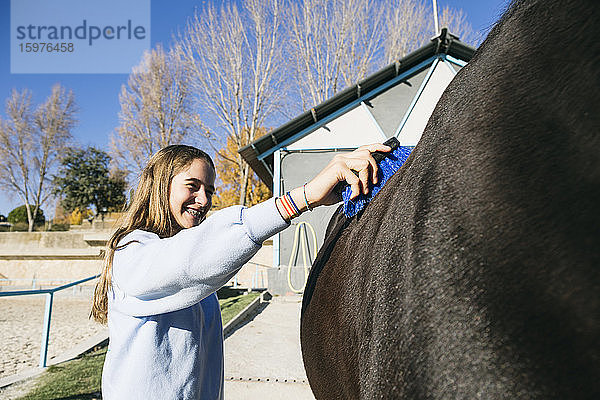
[{"x1": 289, "y1": 143, "x2": 391, "y2": 210}]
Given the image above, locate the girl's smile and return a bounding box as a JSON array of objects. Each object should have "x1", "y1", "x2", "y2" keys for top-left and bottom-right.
[{"x1": 169, "y1": 159, "x2": 216, "y2": 229}]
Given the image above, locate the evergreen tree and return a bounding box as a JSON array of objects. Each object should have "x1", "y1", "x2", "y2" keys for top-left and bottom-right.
[
  {"x1": 52, "y1": 147, "x2": 127, "y2": 215},
  {"x1": 8, "y1": 205, "x2": 45, "y2": 225}
]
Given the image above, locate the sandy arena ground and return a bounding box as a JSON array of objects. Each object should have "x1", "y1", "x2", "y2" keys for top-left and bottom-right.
[{"x1": 0, "y1": 295, "x2": 106, "y2": 379}]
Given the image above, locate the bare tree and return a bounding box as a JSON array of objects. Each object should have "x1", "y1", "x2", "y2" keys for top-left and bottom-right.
[
  {"x1": 437, "y1": 5, "x2": 476, "y2": 45},
  {"x1": 384, "y1": 1, "x2": 478, "y2": 63},
  {"x1": 383, "y1": 0, "x2": 430, "y2": 63},
  {"x1": 110, "y1": 44, "x2": 199, "y2": 180},
  {"x1": 0, "y1": 85, "x2": 76, "y2": 231},
  {"x1": 287, "y1": 0, "x2": 386, "y2": 108},
  {"x1": 288, "y1": 0, "x2": 476, "y2": 107},
  {"x1": 179, "y1": 0, "x2": 285, "y2": 206}
]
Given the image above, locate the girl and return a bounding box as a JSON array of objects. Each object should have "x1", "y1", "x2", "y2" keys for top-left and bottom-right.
[{"x1": 92, "y1": 143, "x2": 389, "y2": 399}]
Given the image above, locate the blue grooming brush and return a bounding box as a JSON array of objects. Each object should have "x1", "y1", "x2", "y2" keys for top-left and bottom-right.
[{"x1": 340, "y1": 137, "x2": 413, "y2": 218}]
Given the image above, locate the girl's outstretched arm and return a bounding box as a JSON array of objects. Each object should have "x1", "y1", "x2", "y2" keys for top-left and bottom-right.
[
  {"x1": 110, "y1": 143, "x2": 390, "y2": 316},
  {"x1": 110, "y1": 199, "x2": 288, "y2": 316}
]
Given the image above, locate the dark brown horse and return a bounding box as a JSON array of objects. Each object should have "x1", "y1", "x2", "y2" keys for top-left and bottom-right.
[{"x1": 300, "y1": 0, "x2": 600, "y2": 398}]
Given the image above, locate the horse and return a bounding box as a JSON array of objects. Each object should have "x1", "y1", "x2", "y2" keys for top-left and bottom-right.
[{"x1": 300, "y1": 0, "x2": 600, "y2": 398}]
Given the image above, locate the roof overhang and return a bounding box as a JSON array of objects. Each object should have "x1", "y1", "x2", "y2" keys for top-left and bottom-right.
[{"x1": 240, "y1": 29, "x2": 476, "y2": 189}]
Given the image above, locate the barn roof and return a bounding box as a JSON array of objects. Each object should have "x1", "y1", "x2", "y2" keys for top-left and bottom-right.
[{"x1": 239, "y1": 29, "x2": 476, "y2": 189}]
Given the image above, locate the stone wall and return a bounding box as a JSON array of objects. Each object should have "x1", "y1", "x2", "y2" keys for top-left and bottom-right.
[
  {"x1": 0, "y1": 232, "x2": 95, "y2": 251},
  {"x1": 0, "y1": 232, "x2": 274, "y2": 290},
  {"x1": 0, "y1": 258, "x2": 102, "y2": 289},
  {"x1": 0, "y1": 231, "x2": 104, "y2": 289}
]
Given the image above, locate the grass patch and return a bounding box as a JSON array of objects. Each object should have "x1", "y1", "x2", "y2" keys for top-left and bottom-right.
[
  {"x1": 14, "y1": 290, "x2": 262, "y2": 400},
  {"x1": 219, "y1": 291, "x2": 260, "y2": 325},
  {"x1": 17, "y1": 347, "x2": 105, "y2": 400}
]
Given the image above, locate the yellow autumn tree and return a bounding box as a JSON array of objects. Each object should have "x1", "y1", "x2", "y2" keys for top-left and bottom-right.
[
  {"x1": 212, "y1": 129, "x2": 271, "y2": 209},
  {"x1": 69, "y1": 208, "x2": 95, "y2": 225}
]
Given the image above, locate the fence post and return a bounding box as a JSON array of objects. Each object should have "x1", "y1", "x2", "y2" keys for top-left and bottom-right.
[
  {"x1": 39, "y1": 292, "x2": 54, "y2": 368},
  {"x1": 253, "y1": 265, "x2": 259, "y2": 289}
]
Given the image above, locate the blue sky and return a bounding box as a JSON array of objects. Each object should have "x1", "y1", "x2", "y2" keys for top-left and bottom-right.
[{"x1": 0, "y1": 0, "x2": 509, "y2": 216}]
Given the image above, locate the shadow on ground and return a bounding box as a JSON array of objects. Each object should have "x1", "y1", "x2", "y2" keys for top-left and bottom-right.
[{"x1": 224, "y1": 301, "x2": 270, "y2": 339}]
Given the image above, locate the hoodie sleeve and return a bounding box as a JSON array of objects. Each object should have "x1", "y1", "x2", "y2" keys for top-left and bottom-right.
[{"x1": 110, "y1": 198, "x2": 289, "y2": 316}]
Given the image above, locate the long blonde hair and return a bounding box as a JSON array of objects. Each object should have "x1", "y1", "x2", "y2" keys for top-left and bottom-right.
[{"x1": 91, "y1": 145, "x2": 214, "y2": 324}]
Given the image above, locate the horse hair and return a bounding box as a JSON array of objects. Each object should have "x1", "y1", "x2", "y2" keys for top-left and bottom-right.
[{"x1": 300, "y1": 0, "x2": 600, "y2": 398}]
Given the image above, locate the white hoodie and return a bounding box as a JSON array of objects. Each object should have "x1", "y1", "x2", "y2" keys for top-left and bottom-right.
[{"x1": 102, "y1": 199, "x2": 289, "y2": 399}]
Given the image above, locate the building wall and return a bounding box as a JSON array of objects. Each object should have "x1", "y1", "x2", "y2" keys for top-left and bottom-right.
[
  {"x1": 269, "y1": 57, "x2": 462, "y2": 295},
  {"x1": 287, "y1": 103, "x2": 386, "y2": 150}
]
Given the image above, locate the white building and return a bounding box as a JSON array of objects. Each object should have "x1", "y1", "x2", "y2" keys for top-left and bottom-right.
[{"x1": 240, "y1": 30, "x2": 475, "y2": 294}]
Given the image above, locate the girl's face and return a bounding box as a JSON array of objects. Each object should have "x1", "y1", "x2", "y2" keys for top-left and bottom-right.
[{"x1": 169, "y1": 159, "x2": 216, "y2": 229}]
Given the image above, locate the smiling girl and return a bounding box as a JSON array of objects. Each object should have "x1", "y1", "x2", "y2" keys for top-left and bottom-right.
[{"x1": 91, "y1": 143, "x2": 388, "y2": 399}]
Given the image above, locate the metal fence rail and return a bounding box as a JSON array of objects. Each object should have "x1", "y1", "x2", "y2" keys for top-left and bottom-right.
[
  {"x1": 231, "y1": 261, "x2": 271, "y2": 290},
  {"x1": 0, "y1": 275, "x2": 99, "y2": 368},
  {"x1": 0, "y1": 277, "x2": 97, "y2": 292}
]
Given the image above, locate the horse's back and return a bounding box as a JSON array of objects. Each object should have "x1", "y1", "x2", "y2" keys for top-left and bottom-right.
[{"x1": 301, "y1": 0, "x2": 600, "y2": 398}]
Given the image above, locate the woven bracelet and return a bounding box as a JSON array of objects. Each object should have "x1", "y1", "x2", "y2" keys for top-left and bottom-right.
[
  {"x1": 285, "y1": 192, "x2": 301, "y2": 214},
  {"x1": 303, "y1": 183, "x2": 312, "y2": 212}
]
